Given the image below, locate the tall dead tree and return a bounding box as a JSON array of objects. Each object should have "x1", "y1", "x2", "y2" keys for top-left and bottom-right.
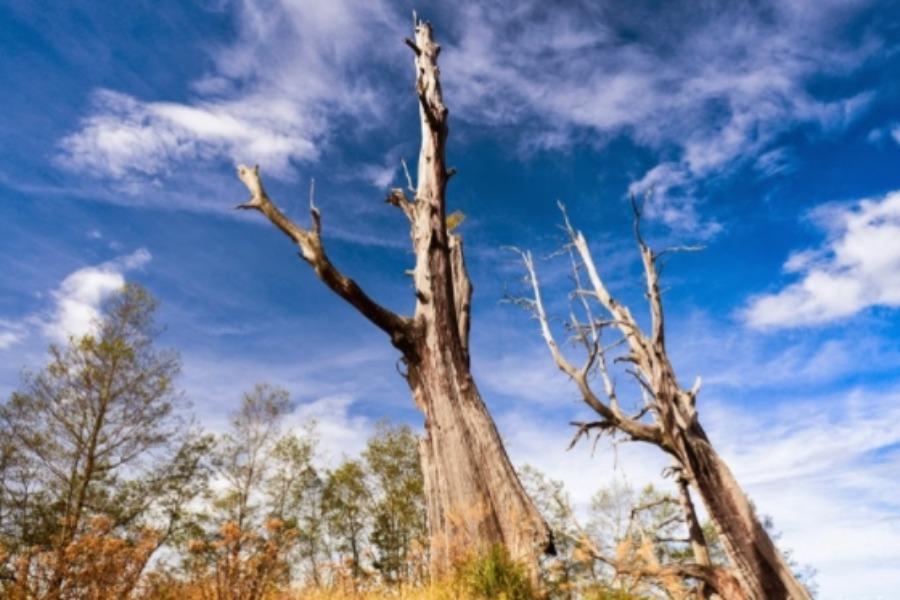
[
  {"x1": 517, "y1": 203, "x2": 810, "y2": 599},
  {"x1": 231, "y1": 18, "x2": 551, "y2": 577}
]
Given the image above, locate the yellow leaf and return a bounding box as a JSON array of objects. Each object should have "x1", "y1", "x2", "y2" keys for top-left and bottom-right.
[{"x1": 446, "y1": 210, "x2": 466, "y2": 231}]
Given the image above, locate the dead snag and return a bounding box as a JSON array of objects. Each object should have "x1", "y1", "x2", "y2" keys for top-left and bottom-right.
[{"x1": 232, "y1": 17, "x2": 551, "y2": 579}]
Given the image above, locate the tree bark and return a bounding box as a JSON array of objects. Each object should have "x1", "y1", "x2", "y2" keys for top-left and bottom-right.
[
  {"x1": 639, "y1": 274, "x2": 809, "y2": 599},
  {"x1": 674, "y1": 471, "x2": 710, "y2": 572},
  {"x1": 233, "y1": 17, "x2": 551, "y2": 579},
  {"x1": 674, "y1": 422, "x2": 807, "y2": 599}
]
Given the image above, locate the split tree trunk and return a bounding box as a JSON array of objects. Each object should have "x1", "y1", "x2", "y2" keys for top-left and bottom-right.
[
  {"x1": 233, "y1": 17, "x2": 551, "y2": 578},
  {"x1": 403, "y1": 21, "x2": 550, "y2": 575}
]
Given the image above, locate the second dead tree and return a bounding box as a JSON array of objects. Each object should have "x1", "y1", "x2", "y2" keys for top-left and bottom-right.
[{"x1": 517, "y1": 202, "x2": 811, "y2": 600}]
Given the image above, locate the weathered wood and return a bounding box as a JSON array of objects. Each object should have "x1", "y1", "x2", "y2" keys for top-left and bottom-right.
[
  {"x1": 403, "y1": 18, "x2": 551, "y2": 576},
  {"x1": 675, "y1": 421, "x2": 806, "y2": 599},
  {"x1": 234, "y1": 17, "x2": 551, "y2": 578}
]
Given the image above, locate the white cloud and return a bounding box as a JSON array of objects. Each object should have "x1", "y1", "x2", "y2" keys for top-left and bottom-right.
[
  {"x1": 477, "y1": 348, "x2": 574, "y2": 408},
  {"x1": 0, "y1": 249, "x2": 151, "y2": 352},
  {"x1": 56, "y1": 1, "x2": 881, "y2": 230},
  {"x1": 744, "y1": 191, "x2": 900, "y2": 328},
  {"x1": 42, "y1": 248, "x2": 152, "y2": 343},
  {"x1": 665, "y1": 310, "x2": 900, "y2": 392},
  {"x1": 283, "y1": 393, "x2": 374, "y2": 468},
  {"x1": 58, "y1": 0, "x2": 402, "y2": 184},
  {"x1": 499, "y1": 408, "x2": 670, "y2": 514},
  {"x1": 58, "y1": 90, "x2": 318, "y2": 180},
  {"x1": 358, "y1": 160, "x2": 399, "y2": 190},
  {"x1": 627, "y1": 163, "x2": 722, "y2": 237},
  {"x1": 173, "y1": 348, "x2": 401, "y2": 473}
]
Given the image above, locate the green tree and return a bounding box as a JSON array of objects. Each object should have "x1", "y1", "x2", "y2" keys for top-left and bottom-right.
[
  {"x1": 213, "y1": 384, "x2": 291, "y2": 531},
  {"x1": 322, "y1": 460, "x2": 370, "y2": 581},
  {"x1": 363, "y1": 422, "x2": 426, "y2": 585},
  {"x1": 519, "y1": 465, "x2": 590, "y2": 598},
  {"x1": 265, "y1": 423, "x2": 324, "y2": 585},
  {"x1": 293, "y1": 455, "x2": 328, "y2": 587},
  {"x1": 0, "y1": 284, "x2": 205, "y2": 596}
]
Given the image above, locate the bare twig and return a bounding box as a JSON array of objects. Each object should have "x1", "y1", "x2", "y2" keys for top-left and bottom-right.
[
  {"x1": 400, "y1": 158, "x2": 416, "y2": 193},
  {"x1": 517, "y1": 248, "x2": 661, "y2": 446}
]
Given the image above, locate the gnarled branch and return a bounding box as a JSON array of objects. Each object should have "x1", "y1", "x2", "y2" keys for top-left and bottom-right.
[{"x1": 236, "y1": 165, "x2": 411, "y2": 346}]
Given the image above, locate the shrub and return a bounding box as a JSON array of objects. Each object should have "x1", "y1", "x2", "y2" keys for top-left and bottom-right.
[{"x1": 453, "y1": 545, "x2": 537, "y2": 600}]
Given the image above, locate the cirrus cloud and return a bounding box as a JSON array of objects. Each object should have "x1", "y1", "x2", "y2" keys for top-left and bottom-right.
[
  {"x1": 55, "y1": 0, "x2": 885, "y2": 234},
  {"x1": 442, "y1": 0, "x2": 879, "y2": 233}
]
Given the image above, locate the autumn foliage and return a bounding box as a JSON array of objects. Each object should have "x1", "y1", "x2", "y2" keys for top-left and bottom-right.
[{"x1": 3, "y1": 516, "x2": 157, "y2": 600}]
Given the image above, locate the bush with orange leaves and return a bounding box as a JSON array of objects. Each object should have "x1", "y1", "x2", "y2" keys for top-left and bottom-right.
[
  {"x1": 177, "y1": 518, "x2": 299, "y2": 600},
  {"x1": 2, "y1": 516, "x2": 158, "y2": 600}
]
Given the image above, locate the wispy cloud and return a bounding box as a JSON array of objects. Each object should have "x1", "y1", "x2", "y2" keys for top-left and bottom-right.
[
  {"x1": 42, "y1": 248, "x2": 152, "y2": 343},
  {"x1": 283, "y1": 393, "x2": 375, "y2": 468},
  {"x1": 57, "y1": 0, "x2": 402, "y2": 186},
  {"x1": 627, "y1": 163, "x2": 722, "y2": 237},
  {"x1": 174, "y1": 347, "x2": 404, "y2": 469},
  {"x1": 55, "y1": 0, "x2": 883, "y2": 234},
  {"x1": 58, "y1": 89, "x2": 318, "y2": 180},
  {"x1": 442, "y1": 1, "x2": 878, "y2": 233},
  {"x1": 666, "y1": 310, "x2": 900, "y2": 391},
  {"x1": 500, "y1": 406, "x2": 670, "y2": 513},
  {"x1": 477, "y1": 346, "x2": 573, "y2": 408},
  {"x1": 743, "y1": 190, "x2": 900, "y2": 328}
]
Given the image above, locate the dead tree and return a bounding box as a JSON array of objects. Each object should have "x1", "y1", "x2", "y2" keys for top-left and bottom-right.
[
  {"x1": 231, "y1": 18, "x2": 551, "y2": 577},
  {"x1": 516, "y1": 202, "x2": 810, "y2": 599}
]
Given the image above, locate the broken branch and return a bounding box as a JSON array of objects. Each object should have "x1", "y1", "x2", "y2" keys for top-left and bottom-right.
[{"x1": 236, "y1": 165, "x2": 410, "y2": 344}]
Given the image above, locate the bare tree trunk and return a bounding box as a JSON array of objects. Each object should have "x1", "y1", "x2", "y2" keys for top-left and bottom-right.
[
  {"x1": 232, "y1": 17, "x2": 551, "y2": 579},
  {"x1": 674, "y1": 467, "x2": 747, "y2": 599},
  {"x1": 403, "y1": 22, "x2": 549, "y2": 576},
  {"x1": 675, "y1": 423, "x2": 805, "y2": 599},
  {"x1": 410, "y1": 355, "x2": 549, "y2": 575}
]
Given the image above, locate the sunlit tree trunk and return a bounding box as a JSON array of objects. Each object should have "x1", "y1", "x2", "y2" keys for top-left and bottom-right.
[{"x1": 233, "y1": 17, "x2": 551, "y2": 578}]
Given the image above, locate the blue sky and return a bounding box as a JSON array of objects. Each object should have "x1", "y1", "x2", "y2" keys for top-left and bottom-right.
[{"x1": 2, "y1": 1, "x2": 900, "y2": 597}]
